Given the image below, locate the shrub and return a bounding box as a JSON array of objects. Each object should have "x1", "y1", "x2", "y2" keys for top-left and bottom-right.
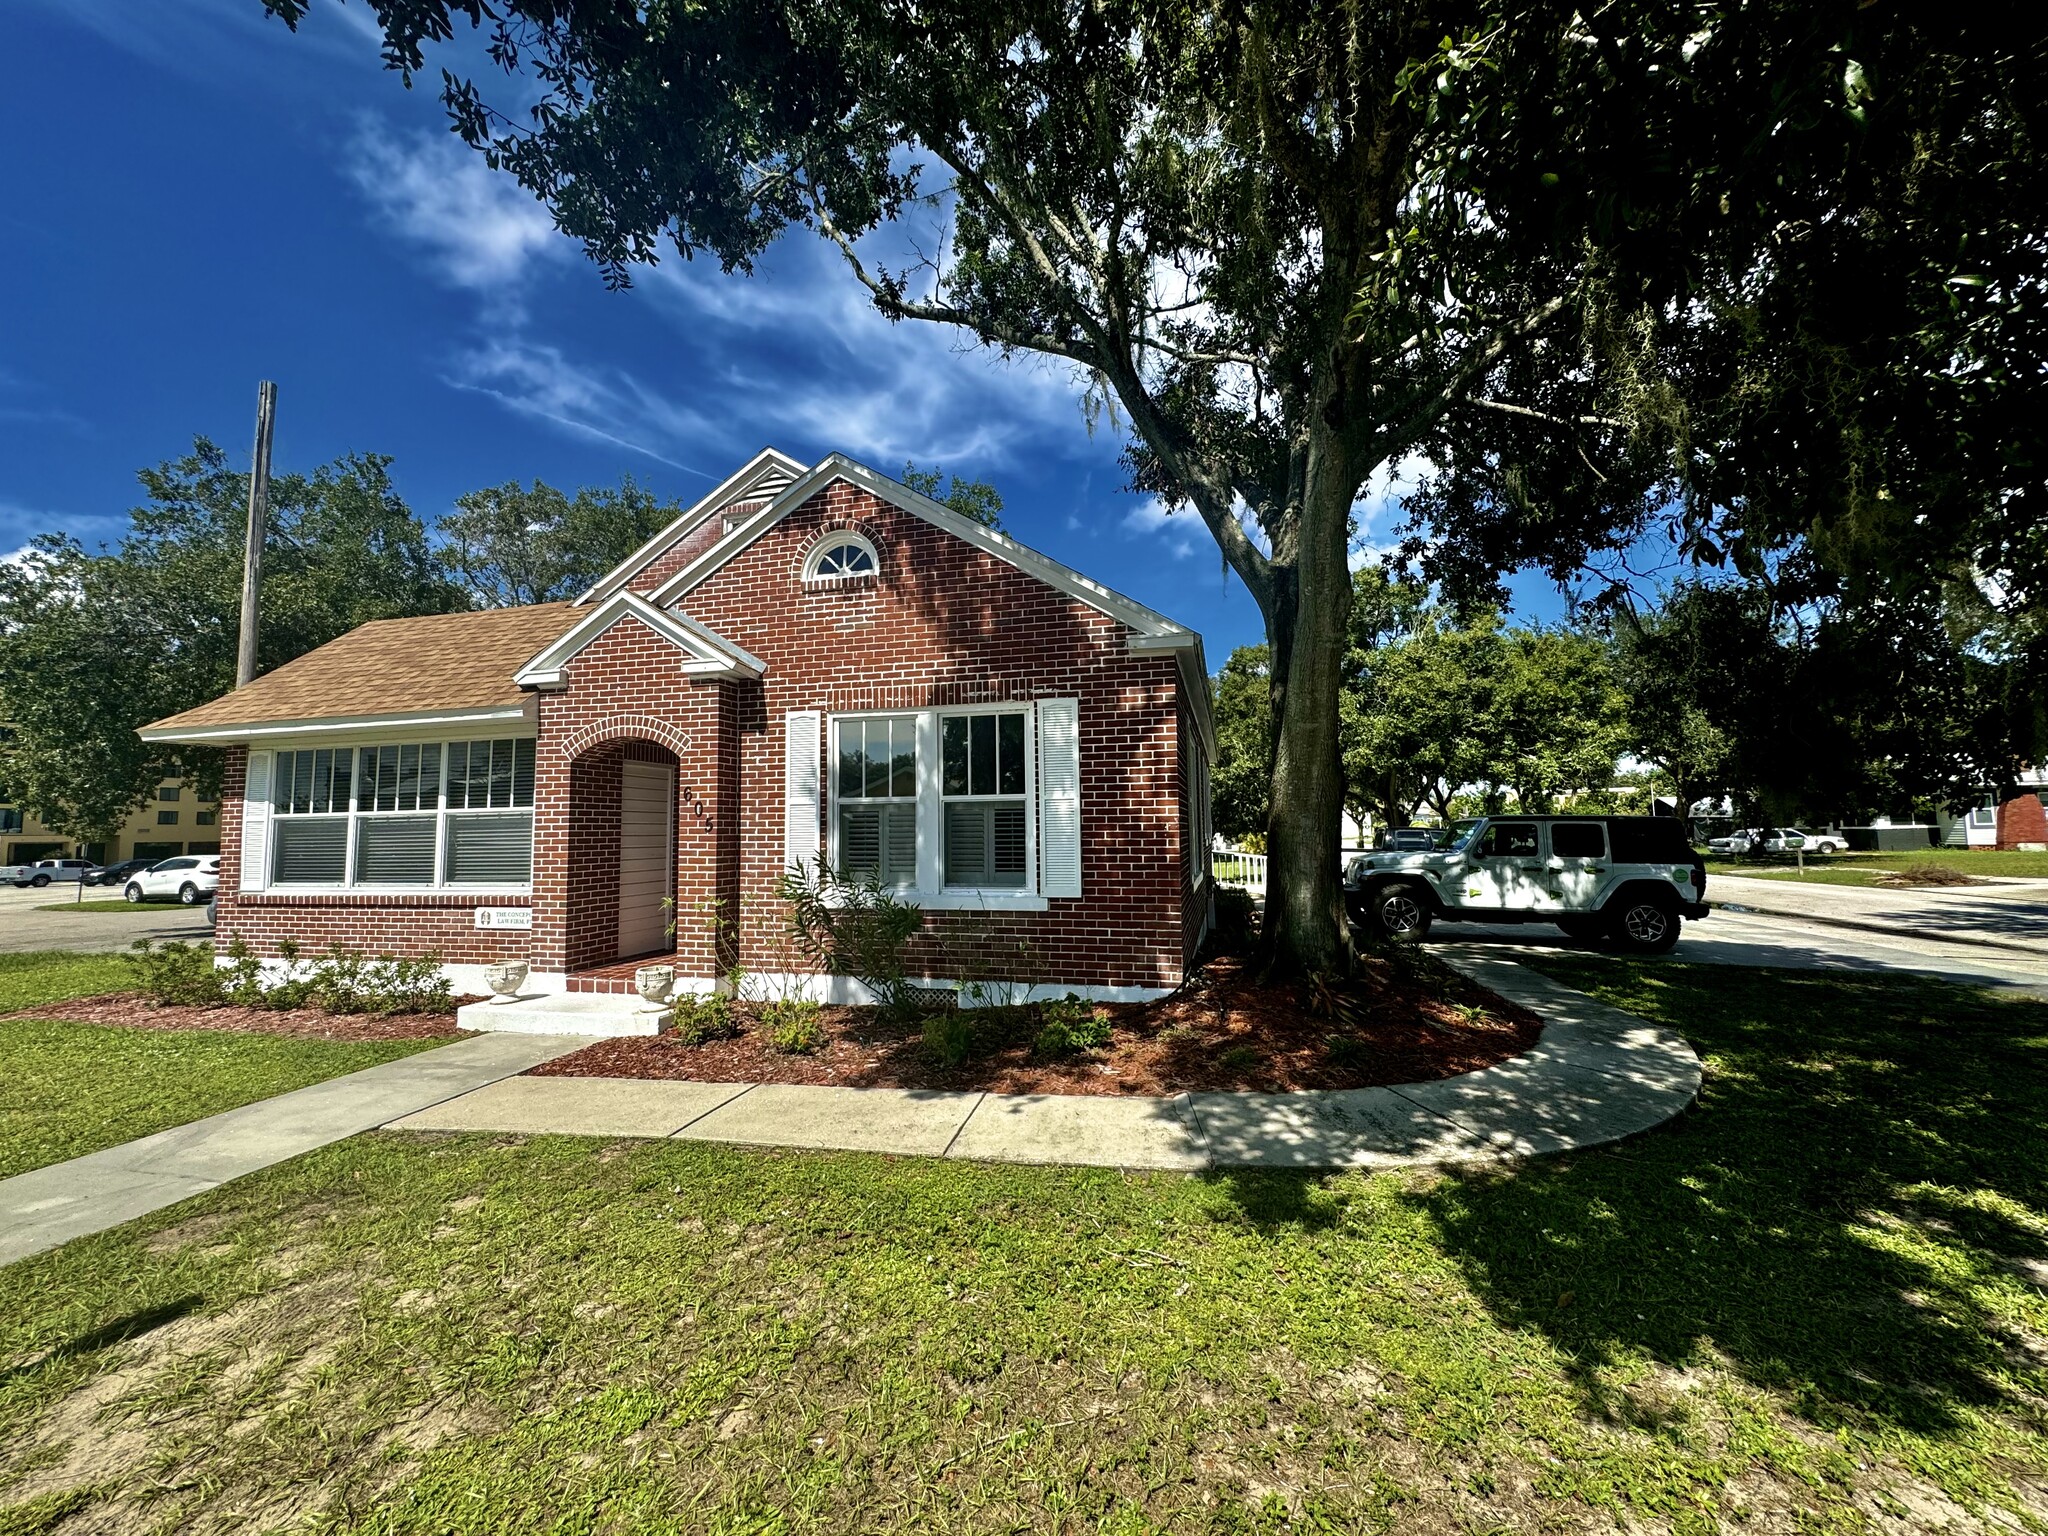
[
  {"x1": 1031, "y1": 993, "x2": 1113, "y2": 1059},
  {"x1": 780, "y1": 861, "x2": 923, "y2": 1019},
  {"x1": 761, "y1": 997, "x2": 825, "y2": 1054},
  {"x1": 1325, "y1": 1035, "x2": 1371, "y2": 1070},
  {"x1": 128, "y1": 939, "x2": 222, "y2": 1006},
  {"x1": 669, "y1": 991, "x2": 738, "y2": 1045},
  {"x1": 922, "y1": 1011, "x2": 977, "y2": 1067},
  {"x1": 365, "y1": 954, "x2": 453, "y2": 1015}
]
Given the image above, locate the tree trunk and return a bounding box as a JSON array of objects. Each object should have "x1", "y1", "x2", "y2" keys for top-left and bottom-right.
[{"x1": 1261, "y1": 435, "x2": 1356, "y2": 978}]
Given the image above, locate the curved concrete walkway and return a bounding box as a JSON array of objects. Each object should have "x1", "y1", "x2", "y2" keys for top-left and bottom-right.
[
  {"x1": 389, "y1": 948, "x2": 1702, "y2": 1171},
  {"x1": 0, "y1": 951, "x2": 1698, "y2": 1268}
]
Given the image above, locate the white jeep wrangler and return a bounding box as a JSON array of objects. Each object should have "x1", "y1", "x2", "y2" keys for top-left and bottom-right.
[{"x1": 1345, "y1": 815, "x2": 1708, "y2": 954}]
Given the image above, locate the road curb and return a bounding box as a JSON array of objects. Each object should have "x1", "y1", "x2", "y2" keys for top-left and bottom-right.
[{"x1": 1705, "y1": 898, "x2": 2044, "y2": 959}]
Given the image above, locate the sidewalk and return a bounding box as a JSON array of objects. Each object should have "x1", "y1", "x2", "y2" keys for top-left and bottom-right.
[
  {"x1": 1707, "y1": 874, "x2": 2048, "y2": 957},
  {"x1": 390, "y1": 948, "x2": 1699, "y2": 1170},
  {"x1": 0, "y1": 1031, "x2": 584, "y2": 1266},
  {"x1": 0, "y1": 953, "x2": 1701, "y2": 1268}
]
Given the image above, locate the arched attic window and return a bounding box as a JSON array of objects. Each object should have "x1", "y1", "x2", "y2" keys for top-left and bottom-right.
[{"x1": 802, "y1": 530, "x2": 880, "y2": 585}]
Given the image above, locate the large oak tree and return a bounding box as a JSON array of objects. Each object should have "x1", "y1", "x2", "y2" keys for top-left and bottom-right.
[{"x1": 262, "y1": 0, "x2": 2044, "y2": 971}]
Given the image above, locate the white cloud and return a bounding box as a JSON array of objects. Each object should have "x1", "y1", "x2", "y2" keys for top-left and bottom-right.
[
  {"x1": 1349, "y1": 452, "x2": 1431, "y2": 569},
  {"x1": 345, "y1": 120, "x2": 568, "y2": 296},
  {"x1": 341, "y1": 122, "x2": 1106, "y2": 476},
  {"x1": 1122, "y1": 496, "x2": 1202, "y2": 560}
]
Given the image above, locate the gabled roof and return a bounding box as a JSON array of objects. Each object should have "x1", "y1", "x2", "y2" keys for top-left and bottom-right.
[
  {"x1": 646, "y1": 452, "x2": 1216, "y2": 757},
  {"x1": 577, "y1": 446, "x2": 806, "y2": 606},
  {"x1": 141, "y1": 603, "x2": 581, "y2": 743},
  {"x1": 514, "y1": 589, "x2": 765, "y2": 689},
  {"x1": 648, "y1": 453, "x2": 1197, "y2": 641}
]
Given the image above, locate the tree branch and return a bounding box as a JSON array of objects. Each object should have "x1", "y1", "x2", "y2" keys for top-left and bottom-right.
[{"x1": 1374, "y1": 294, "x2": 1573, "y2": 454}]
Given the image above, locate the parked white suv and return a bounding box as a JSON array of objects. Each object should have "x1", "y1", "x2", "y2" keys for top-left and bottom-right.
[
  {"x1": 123, "y1": 854, "x2": 221, "y2": 906},
  {"x1": 1345, "y1": 815, "x2": 1708, "y2": 954},
  {"x1": 1, "y1": 857, "x2": 97, "y2": 888}
]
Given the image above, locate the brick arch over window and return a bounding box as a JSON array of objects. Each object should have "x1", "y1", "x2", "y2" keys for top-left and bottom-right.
[{"x1": 556, "y1": 714, "x2": 696, "y2": 763}]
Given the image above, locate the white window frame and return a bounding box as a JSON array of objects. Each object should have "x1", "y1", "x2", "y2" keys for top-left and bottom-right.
[
  {"x1": 825, "y1": 705, "x2": 1045, "y2": 911},
  {"x1": 265, "y1": 733, "x2": 536, "y2": 895},
  {"x1": 802, "y1": 530, "x2": 880, "y2": 586}
]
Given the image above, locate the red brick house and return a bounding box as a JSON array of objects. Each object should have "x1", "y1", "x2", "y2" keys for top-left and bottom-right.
[{"x1": 143, "y1": 451, "x2": 1216, "y2": 1030}]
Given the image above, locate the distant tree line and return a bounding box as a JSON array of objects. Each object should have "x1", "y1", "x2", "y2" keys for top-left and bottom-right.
[{"x1": 1211, "y1": 564, "x2": 2041, "y2": 845}]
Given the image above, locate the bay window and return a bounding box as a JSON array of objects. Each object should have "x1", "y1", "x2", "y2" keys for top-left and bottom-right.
[{"x1": 270, "y1": 738, "x2": 535, "y2": 888}]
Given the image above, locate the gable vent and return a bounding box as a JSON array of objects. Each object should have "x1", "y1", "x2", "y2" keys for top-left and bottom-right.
[{"x1": 753, "y1": 467, "x2": 797, "y2": 497}]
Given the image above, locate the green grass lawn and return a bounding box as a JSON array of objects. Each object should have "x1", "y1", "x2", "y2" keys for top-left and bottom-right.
[
  {"x1": 0, "y1": 950, "x2": 449, "y2": 1180},
  {"x1": 1705, "y1": 863, "x2": 1884, "y2": 886},
  {"x1": 1, "y1": 961, "x2": 2043, "y2": 1534},
  {"x1": 33, "y1": 899, "x2": 157, "y2": 913},
  {"x1": 1707, "y1": 847, "x2": 2048, "y2": 881}
]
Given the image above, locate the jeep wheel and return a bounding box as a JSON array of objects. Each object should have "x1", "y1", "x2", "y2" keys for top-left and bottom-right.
[
  {"x1": 1371, "y1": 881, "x2": 1433, "y2": 942},
  {"x1": 1555, "y1": 916, "x2": 1606, "y2": 944},
  {"x1": 1610, "y1": 895, "x2": 1681, "y2": 955}
]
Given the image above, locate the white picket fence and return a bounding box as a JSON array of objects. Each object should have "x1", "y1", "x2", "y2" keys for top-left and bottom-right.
[{"x1": 1211, "y1": 849, "x2": 1268, "y2": 892}]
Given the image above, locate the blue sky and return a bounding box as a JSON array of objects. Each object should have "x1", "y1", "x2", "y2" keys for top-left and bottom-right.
[{"x1": 4, "y1": 0, "x2": 1575, "y2": 661}]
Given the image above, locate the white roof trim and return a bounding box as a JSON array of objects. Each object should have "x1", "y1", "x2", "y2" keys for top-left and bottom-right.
[
  {"x1": 646, "y1": 453, "x2": 1196, "y2": 641},
  {"x1": 515, "y1": 589, "x2": 765, "y2": 689},
  {"x1": 576, "y1": 447, "x2": 807, "y2": 607},
  {"x1": 140, "y1": 703, "x2": 535, "y2": 745}
]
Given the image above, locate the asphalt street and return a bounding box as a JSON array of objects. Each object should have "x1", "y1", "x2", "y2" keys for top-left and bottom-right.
[
  {"x1": 1432, "y1": 903, "x2": 2048, "y2": 998},
  {"x1": 0, "y1": 881, "x2": 212, "y2": 954}
]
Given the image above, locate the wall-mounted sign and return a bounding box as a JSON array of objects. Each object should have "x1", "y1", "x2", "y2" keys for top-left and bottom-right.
[{"x1": 475, "y1": 907, "x2": 533, "y2": 930}]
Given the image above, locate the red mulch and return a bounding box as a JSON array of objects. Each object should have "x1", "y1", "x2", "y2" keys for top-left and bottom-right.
[
  {"x1": 6, "y1": 991, "x2": 470, "y2": 1042},
  {"x1": 529, "y1": 953, "x2": 1543, "y2": 1096}
]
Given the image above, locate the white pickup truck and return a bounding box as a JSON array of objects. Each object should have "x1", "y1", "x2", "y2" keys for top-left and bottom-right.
[{"x1": 1, "y1": 857, "x2": 97, "y2": 888}]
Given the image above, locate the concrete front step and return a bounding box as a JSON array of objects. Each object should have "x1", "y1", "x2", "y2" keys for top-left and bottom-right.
[{"x1": 457, "y1": 991, "x2": 667, "y2": 1037}]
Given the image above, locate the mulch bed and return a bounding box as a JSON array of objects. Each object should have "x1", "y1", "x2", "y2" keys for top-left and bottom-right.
[
  {"x1": 5, "y1": 992, "x2": 470, "y2": 1042},
  {"x1": 529, "y1": 952, "x2": 1543, "y2": 1096}
]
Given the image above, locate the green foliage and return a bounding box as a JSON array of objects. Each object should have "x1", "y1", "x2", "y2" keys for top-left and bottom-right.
[
  {"x1": 438, "y1": 475, "x2": 687, "y2": 606},
  {"x1": 127, "y1": 940, "x2": 452, "y2": 1016},
  {"x1": 668, "y1": 991, "x2": 738, "y2": 1045},
  {"x1": 899, "y1": 463, "x2": 1004, "y2": 532},
  {"x1": 1030, "y1": 995, "x2": 1111, "y2": 1059},
  {"x1": 127, "y1": 940, "x2": 223, "y2": 1007},
  {"x1": 1207, "y1": 645, "x2": 1272, "y2": 842},
  {"x1": 759, "y1": 998, "x2": 824, "y2": 1055},
  {"x1": 920, "y1": 1011, "x2": 977, "y2": 1068},
  {"x1": 779, "y1": 861, "x2": 923, "y2": 1019},
  {"x1": 0, "y1": 438, "x2": 463, "y2": 841}
]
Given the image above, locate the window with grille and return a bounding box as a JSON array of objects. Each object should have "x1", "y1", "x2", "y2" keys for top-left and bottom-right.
[
  {"x1": 835, "y1": 715, "x2": 917, "y2": 885},
  {"x1": 942, "y1": 711, "x2": 1028, "y2": 888},
  {"x1": 269, "y1": 739, "x2": 534, "y2": 888},
  {"x1": 804, "y1": 532, "x2": 879, "y2": 584}
]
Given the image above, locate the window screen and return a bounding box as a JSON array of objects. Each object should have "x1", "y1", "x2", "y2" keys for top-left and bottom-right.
[
  {"x1": 445, "y1": 813, "x2": 533, "y2": 884},
  {"x1": 940, "y1": 712, "x2": 1028, "y2": 888},
  {"x1": 273, "y1": 817, "x2": 346, "y2": 884},
  {"x1": 836, "y1": 716, "x2": 918, "y2": 885},
  {"x1": 354, "y1": 815, "x2": 436, "y2": 884}
]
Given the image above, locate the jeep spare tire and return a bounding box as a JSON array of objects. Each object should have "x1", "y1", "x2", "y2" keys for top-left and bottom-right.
[
  {"x1": 1371, "y1": 881, "x2": 1433, "y2": 942},
  {"x1": 1610, "y1": 893, "x2": 1681, "y2": 954}
]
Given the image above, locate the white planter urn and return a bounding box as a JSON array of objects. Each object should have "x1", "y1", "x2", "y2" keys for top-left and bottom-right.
[
  {"x1": 634, "y1": 965, "x2": 675, "y2": 1008},
  {"x1": 483, "y1": 961, "x2": 529, "y2": 1002}
]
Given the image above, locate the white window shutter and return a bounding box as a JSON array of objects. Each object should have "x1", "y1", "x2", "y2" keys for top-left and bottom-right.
[
  {"x1": 240, "y1": 750, "x2": 273, "y2": 892},
  {"x1": 1038, "y1": 698, "x2": 1082, "y2": 898},
  {"x1": 784, "y1": 710, "x2": 822, "y2": 876}
]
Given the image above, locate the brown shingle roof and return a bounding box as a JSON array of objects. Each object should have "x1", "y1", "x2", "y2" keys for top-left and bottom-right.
[{"x1": 142, "y1": 603, "x2": 581, "y2": 738}]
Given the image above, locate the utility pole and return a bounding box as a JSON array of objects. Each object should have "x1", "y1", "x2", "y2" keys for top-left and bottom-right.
[{"x1": 236, "y1": 380, "x2": 277, "y2": 688}]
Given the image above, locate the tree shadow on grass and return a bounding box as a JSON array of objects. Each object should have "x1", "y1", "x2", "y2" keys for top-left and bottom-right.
[
  {"x1": 0, "y1": 1295, "x2": 201, "y2": 1387},
  {"x1": 1406, "y1": 961, "x2": 2048, "y2": 1440}
]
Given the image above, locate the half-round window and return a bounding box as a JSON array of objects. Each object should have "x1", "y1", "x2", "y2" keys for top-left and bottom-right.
[{"x1": 804, "y1": 532, "x2": 879, "y2": 583}]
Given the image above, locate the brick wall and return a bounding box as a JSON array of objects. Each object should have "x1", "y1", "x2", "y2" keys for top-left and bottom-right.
[
  {"x1": 679, "y1": 479, "x2": 1190, "y2": 992},
  {"x1": 1998, "y1": 791, "x2": 2048, "y2": 850}
]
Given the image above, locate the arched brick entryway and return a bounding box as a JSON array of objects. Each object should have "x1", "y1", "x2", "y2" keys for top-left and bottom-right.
[{"x1": 560, "y1": 737, "x2": 682, "y2": 974}]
